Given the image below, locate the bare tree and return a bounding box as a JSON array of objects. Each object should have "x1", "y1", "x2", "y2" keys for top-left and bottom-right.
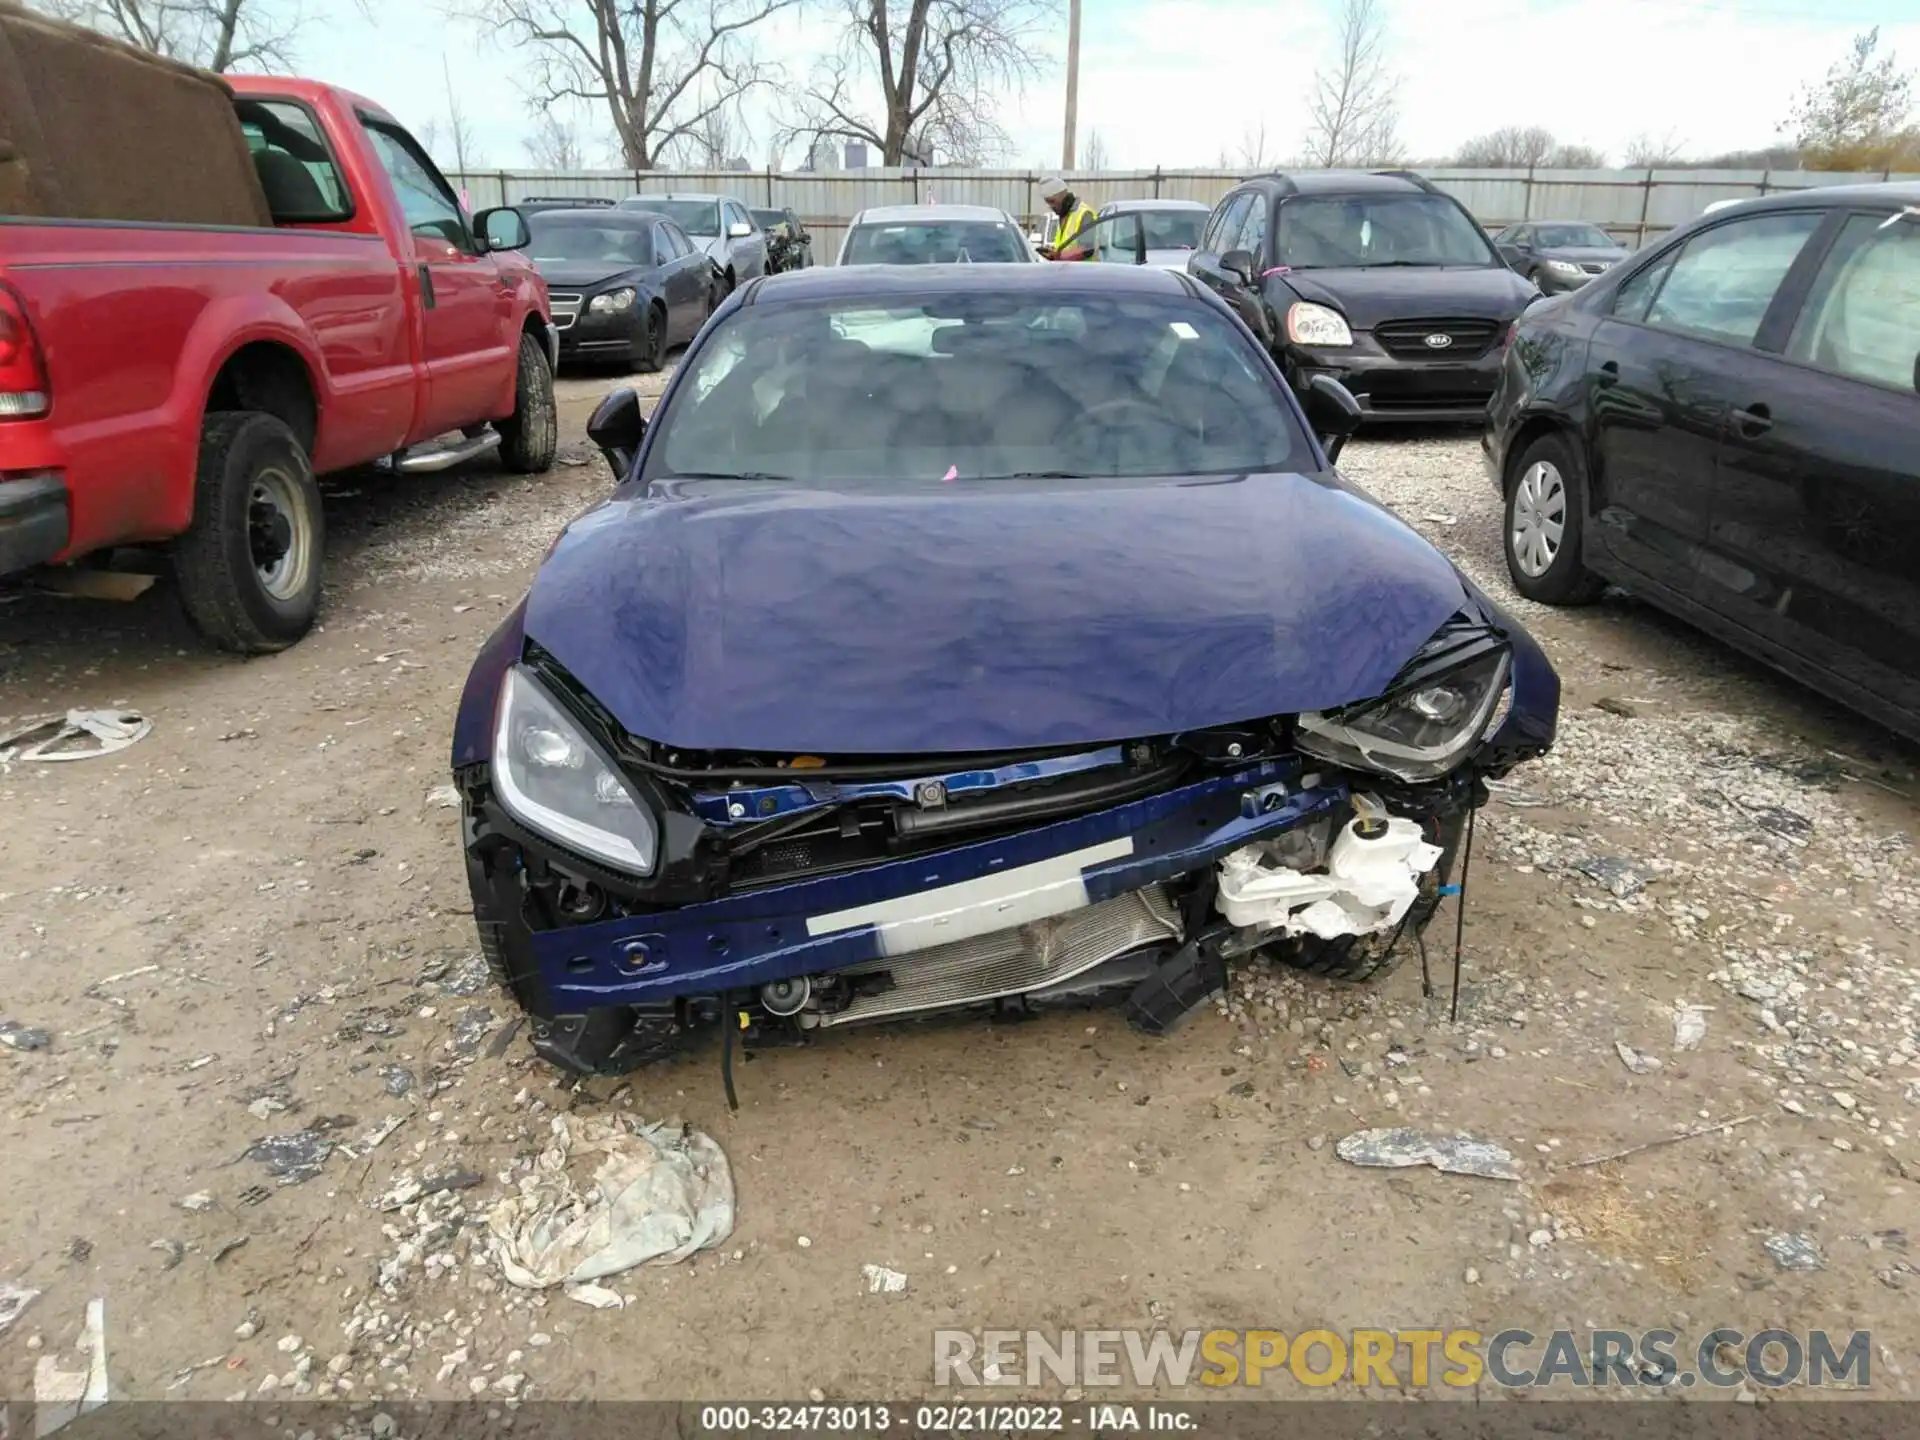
[
  {"x1": 785, "y1": 0, "x2": 1056, "y2": 166},
  {"x1": 436, "y1": 55, "x2": 478, "y2": 175},
  {"x1": 1788, "y1": 27, "x2": 1919, "y2": 170},
  {"x1": 1236, "y1": 121, "x2": 1273, "y2": 169},
  {"x1": 1079, "y1": 126, "x2": 1109, "y2": 170},
  {"x1": 1622, "y1": 128, "x2": 1688, "y2": 167},
  {"x1": 1454, "y1": 126, "x2": 1605, "y2": 168},
  {"x1": 525, "y1": 112, "x2": 586, "y2": 169},
  {"x1": 36, "y1": 0, "x2": 303, "y2": 70},
  {"x1": 453, "y1": 0, "x2": 797, "y2": 169},
  {"x1": 664, "y1": 102, "x2": 745, "y2": 166},
  {"x1": 1301, "y1": 0, "x2": 1399, "y2": 167}
]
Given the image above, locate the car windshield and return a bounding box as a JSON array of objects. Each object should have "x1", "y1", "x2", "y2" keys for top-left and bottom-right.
[
  {"x1": 1135, "y1": 210, "x2": 1205, "y2": 249},
  {"x1": 631, "y1": 198, "x2": 720, "y2": 236},
  {"x1": 842, "y1": 221, "x2": 1029, "y2": 265},
  {"x1": 526, "y1": 213, "x2": 654, "y2": 267},
  {"x1": 645, "y1": 291, "x2": 1305, "y2": 482},
  {"x1": 1535, "y1": 223, "x2": 1615, "y2": 249},
  {"x1": 751, "y1": 208, "x2": 786, "y2": 229},
  {"x1": 1276, "y1": 195, "x2": 1497, "y2": 268}
]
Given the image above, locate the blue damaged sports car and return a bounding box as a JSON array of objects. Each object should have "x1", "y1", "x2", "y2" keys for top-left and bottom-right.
[{"x1": 449, "y1": 264, "x2": 1560, "y2": 1077}]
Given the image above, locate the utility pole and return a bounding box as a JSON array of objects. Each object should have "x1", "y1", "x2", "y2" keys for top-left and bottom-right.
[{"x1": 1062, "y1": 0, "x2": 1081, "y2": 170}]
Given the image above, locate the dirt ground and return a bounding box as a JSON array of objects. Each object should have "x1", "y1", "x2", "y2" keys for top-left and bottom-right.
[{"x1": 2, "y1": 367, "x2": 1917, "y2": 1406}]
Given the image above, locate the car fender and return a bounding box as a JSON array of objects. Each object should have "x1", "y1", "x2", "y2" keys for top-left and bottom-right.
[{"x1": 156, "y1": 296, "x2": 332, "y2": 535}]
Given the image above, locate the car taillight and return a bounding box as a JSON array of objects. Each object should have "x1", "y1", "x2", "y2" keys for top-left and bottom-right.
[{"x1": 0, "y1": 285, "x2": 50, "y2": 419}]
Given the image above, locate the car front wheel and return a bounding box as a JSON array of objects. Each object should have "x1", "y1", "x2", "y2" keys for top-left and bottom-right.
[{"x1": 1504, "y1": 432, "x2": 1605, "y2": 604}]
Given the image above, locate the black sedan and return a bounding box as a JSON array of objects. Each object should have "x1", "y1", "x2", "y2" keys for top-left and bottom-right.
[
  {"x1": 1485, "y1": 184, "x2": 1920, "y2": 742},
  {"x1": 1491, "y1": 220, "x2": 1630, "y2": 292},
  {"x1": 493, "y1": 208, "x2": 719, "y2": 371}
]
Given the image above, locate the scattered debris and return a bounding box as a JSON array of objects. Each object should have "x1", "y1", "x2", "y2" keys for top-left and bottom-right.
[
  {"x1": 1570, "y1": 854, "x2": 1648, "y2": 899},
  {"x1": 379, "y1": 1065, "x2": 415, "y2": 1098},
  {"x1": 242, "y1": 1118, "x2": 354, "y2": 1185},
  {"x1": 345, "y1": 1114, "x2": 409, "y2": 1156},
  {"x1": 0, "y1": 710, "x2": 150, "y2": 763},
  {"x1": 212, "y1": 1237, "x2": 250, "y2": 1264},
  {"x1": 449, "y1": 1006, "x2": 496, "y2": 1055},
  {"x1": 1334, "y1": 1128, "x2": 1521, "y2": 1181},
  {"x1": 426, "y1": 784, "x2": 461, "y2": 809},
  {"x1": 164, "y1": 1355, "x2": 229, "y2": 1391},
  {"x1": 0, "y1": 1280, "x2": 40, "y2": 1335},
  {"x1": 564, "y1": 1284, "x2": 624, "y2": 1310},
  {"x1": 1613, "y1": 1041, "x2": 1662, "y2": 1075},
  {"x1": 1557, "y1": 1114, "x2": 1761, "y2": 1172},
  {"x1": 1672, "y1": 1004, "x2": 1709, "y2": 1051},
  {"x1": 1593, "y1": 696, "x2": 1644, "y2": 718},
  {"x1": 176, "y1": 1192, "x2": 215, "y2": 1213},
  {"x1": 31, "y1": 1298, "x2": 108, "y2": 1437},
  {"x1": 487, "y1": 1114, "x2": 735, "y2": 1288},
  {"x1": 1765, "y1": 1233, "x2": 1824, "y2": 1272},
  {"x1": 861, "y1": 1264, "x2": 909, "y2": 1295},
  {"x1": 0, "y1": 1020, "x2": 51, "y2": 1052},
  {"x1": 64, "y1": 1238, "x2": 91, "y2": 1265},
  {"x1": 148, "y1": 1239, "x2": 185, "y2": 1271}
]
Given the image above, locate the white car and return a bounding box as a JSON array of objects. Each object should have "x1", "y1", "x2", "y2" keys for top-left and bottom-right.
[
  {"x1": 837, "y1": 204, "x2": 1037, "y2": 265},
  {"x1": 1094, "y1": 198, "x2": 1209, "y2": 268}
]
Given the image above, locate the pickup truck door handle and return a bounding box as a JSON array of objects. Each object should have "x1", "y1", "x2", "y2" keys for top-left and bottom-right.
[
  {"x1": 417, "y1": 264, "x2": 436, "y2": 310},
  {"x1": 1732, "y1": 403, "x2": 1772, "y2": 438}
]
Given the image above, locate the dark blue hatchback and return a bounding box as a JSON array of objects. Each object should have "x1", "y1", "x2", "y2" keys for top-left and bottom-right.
[{"x1": 449, "y1": 265, "x2": 1561, "y2": 1077}]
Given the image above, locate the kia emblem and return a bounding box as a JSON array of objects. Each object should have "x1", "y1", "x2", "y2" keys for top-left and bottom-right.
[{"x1": 1424, "y1": 332, "x2": 1454, "y2": 349}]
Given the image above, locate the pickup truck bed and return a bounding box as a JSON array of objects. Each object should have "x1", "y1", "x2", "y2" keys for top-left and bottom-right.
[{"x1": 0, "y1": 9, "x2": 556, "y2": 653}]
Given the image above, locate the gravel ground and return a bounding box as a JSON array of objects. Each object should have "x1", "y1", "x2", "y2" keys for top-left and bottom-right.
[{"x1": 2, "y1": 407, "x2": 1917, "y2": 1406}]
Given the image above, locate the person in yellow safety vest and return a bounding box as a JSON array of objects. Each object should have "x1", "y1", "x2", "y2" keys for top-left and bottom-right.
[{"x1": 1037, "y1": 176, "x2": 1099, "y2": 261}]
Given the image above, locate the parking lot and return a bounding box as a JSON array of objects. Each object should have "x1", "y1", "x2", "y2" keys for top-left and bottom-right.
[{"x1": 3, "y1": 365, "x2": 1917, "y2": 1403}]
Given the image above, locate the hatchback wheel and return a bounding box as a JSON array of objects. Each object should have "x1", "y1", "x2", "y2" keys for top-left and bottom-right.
[{"x1": 1503, "y1": 433, "x2": 1604, "y2": 605}]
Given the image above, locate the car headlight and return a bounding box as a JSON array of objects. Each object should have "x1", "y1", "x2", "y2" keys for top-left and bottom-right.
[
  {"x1": 588, "y1": 288, "x2": 637, "y2": 313},
  {"x1": 1296, "y1": 630, "x2": 1513, "y2": 783},
  {"x1": 491, "y1": 665, "x2": 658, "y2": 873},
  {"x1": 1285, "y1": 301, "x2": 1353, "y2": 347},
  {"x1": 1545, "y1": 259, "x2": 1583, "y2": 276}
]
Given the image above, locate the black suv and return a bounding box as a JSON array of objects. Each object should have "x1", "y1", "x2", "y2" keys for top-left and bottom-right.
[
  {"x1": 1486, "y1": 184, "x2": 1920, "y2": 742},
  {"x1": 1188, "y1": 170, "x2": 1539, "y2": 423}
]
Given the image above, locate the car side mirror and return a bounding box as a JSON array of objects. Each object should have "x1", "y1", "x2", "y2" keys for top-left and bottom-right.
[
  {"x1": 586, "y1": 388, "x2": 647, "y2": 479},
  {"x1": 474, "y1": 207, "x2": 531, "y2": 253},
  {"x1": 1303, "y1": 374, "x2": 1363, "y2": 464},
  {"x1": 1220, "y1": 249, "x2": 1255, "y2": 287},
  {"x1": 728, "y1": 221, "x2": 752, "y2": 238}
]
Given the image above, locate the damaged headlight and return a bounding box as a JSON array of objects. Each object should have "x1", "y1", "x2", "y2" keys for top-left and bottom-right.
[
  {"x1": 1296, "y1": 628, "x2": 1512, "y2": 784},
  {"x1": 491, "y1": 666, "x2": 658, "y2": 874}
]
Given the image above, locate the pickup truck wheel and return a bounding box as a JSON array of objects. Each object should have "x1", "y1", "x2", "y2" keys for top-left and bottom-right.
[
  {"x1": 495, "y1": 331, "x2": 557, "y2": 475},
  {"x1": 174, "y1": 412, "x2": 323, "y2": 654}
]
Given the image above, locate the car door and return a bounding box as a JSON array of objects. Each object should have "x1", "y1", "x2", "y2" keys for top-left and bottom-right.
[
  {"x1": 1223, "y1": 191, "x2": 1279, "y2": 350},
  {"x1": 1188, "y1": 190, "x2": 1255, "y2": 295},
  {"x1": 1581, "y1": 209, "x2": 1824, "y2": 602},
  {"x1": 359, "y1": 116, "x2": 513, "y2": 440},
  {"x1": 650, "y1": 221, "x2": 693, "y2": 338},
  {"x1": 724, "y1": 201, "x2": 764, "y2": 279},
  {"x1": 1707, "y1": 206, "x2": 1920, "y2": 723}
]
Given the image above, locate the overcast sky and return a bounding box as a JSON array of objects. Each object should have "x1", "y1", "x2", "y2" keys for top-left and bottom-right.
[{"x1": 291, "y1": 0, "x2": 1920, "y2": 172}]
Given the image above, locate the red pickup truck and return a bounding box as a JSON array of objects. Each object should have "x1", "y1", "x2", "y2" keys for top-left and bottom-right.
[{"x1": 0, "y1": 19, "x2": 556, "y2": 652}]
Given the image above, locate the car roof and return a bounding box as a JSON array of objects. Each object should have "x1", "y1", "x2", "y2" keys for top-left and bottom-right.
[
  {"x1": 850, "y1": 204, "x2": 1014, "y2": 225},
  {"x1": 621, "y1": 192, "x2": 735, "y2": 205},
  {"x1": 1242, "y1": 169, "x2": 1435, "y2": 196},
  {"x1": 526, "y1": 207, "x2": 655, "y2": 226},
  {"x1": 1696, "y1": 181, "x2": 1920, "y2": 216},
  {"x1": 1099, "y1": 198, "x2": 1209, "y2": 213},
  {"x1": 747, "y1": 262, "x2": 1200, "y2": 305}
]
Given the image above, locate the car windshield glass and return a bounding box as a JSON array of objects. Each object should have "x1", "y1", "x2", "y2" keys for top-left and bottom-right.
[
  {"x1": 526, "y1": 214, "x2": 654, "y2": 267},
  {"x1": 645, "y1": 292, "x2": 1305, "y2": 482},
  {"x1": 631, "y1": 199, "x2": 719, "y2": 235},
  {"x1": 1535, "y1": 223, "x2": 1614, "y2": 248},
  {"x1": 843, "y1": 221, "x2": 1028, "y2": 264},
  {"x1": 1136, "y1": 210, "x2": 1205, "y2": 249},
  {"x1": 750, "y1": 208, "x2": 786, "y2": 229},
  {"x1": 1276, "y1": 195, "x2": 1496, "y2": 268}
]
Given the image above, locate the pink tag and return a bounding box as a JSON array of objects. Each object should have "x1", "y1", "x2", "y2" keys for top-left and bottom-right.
[{"x1": 941, "y1": 465, "x2": 958, "y2": 481}]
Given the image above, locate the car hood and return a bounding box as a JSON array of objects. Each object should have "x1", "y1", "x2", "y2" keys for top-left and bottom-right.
[
  {"x1": 521, "y1": 472, "x2": 1469, "y2": 755},
  {"x1": 534, "y1": 262, "x2": 652, "y2": 290},
  {"x1": 1278, "y1": 265, "x2": 1536, "y2": 330},
  {"x1": 1539, "y1": 246, "x2": 1628, "y2": 264}
]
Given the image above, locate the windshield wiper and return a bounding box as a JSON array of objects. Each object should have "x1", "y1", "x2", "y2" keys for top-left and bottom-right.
[{"x1": 667, "y1": 469, "x2": 795, "y2": 481}]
